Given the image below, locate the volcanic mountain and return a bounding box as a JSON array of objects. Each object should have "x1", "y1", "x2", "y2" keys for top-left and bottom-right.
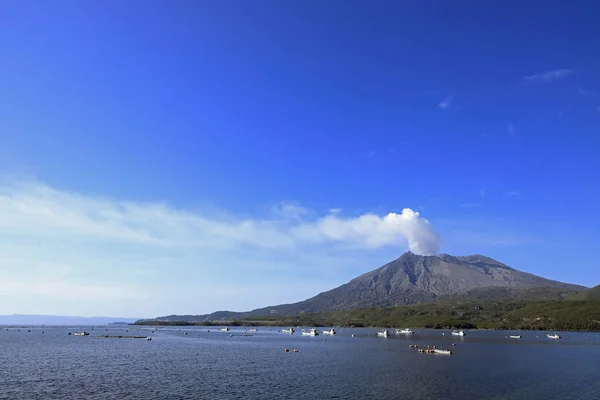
[{"x1": 154, "y1": 251, "x2": 586, "y2": 322}]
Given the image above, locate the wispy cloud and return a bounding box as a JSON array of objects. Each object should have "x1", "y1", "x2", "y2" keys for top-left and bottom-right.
[
  {"x1": 508, "y1": 124, "x2": 515, "y2": 136},
  {"x1": 361, "y1": 150, "x2": 376, "y2": 159},
  {"x1": 480, "y1": 187, "x2": 487, "y2": 198},
  {"x1": 271, "y1": 201, "x2": 309, "y2": 220},
  {"x1": 506, "y1": 190, "x2": 520, "y2": 196},
  {"x1": 524, "y1": 68, "x2": 575, "y2": 83},
  {"x1": 438, "y1": 96, "x2": 453, "y2": 110},
  {"x1": 0, "y1": 179, "x2": 440, "y2": 316}
]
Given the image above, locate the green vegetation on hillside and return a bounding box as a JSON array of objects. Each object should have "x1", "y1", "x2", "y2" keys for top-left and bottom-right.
[
  {"x1": 568, "y1": 285, "x2": 600, "y2": 301},
  {"x1": 246, "y1": 299, "x2": 600, "y2": 331},
  {"x1": 136, "y1": 298, "x2": 600, "y2": 331}
]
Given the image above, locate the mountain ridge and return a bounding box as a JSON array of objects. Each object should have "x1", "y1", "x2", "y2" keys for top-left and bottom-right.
[{"x1": 148, "y1": 252, "x2": 586, "y2": 322}]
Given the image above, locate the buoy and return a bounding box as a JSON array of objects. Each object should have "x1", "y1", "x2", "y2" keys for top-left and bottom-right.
[
  {"x1": 452, "y1": 343, "x2": 456, "y2": 346},
  {"x1": 293, "y1": 349, "x2": 298, "y2": 353},
  {"x1": 352, "y1": 334, "x2": 356, "y2": 337},
  {"x1": 68, "y1": 332, "x2": 72, "y2": 335},
  {"x1": 184, "y1": 332, "x2": 188, "y2": 335},
  {"x1": 284, "y1": 348, "x2": 289, "y2": 352}
]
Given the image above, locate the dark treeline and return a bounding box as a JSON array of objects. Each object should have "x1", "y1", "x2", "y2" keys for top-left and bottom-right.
[{"x1": 135, "y1": 299, "x2": 600, "y2": 332}]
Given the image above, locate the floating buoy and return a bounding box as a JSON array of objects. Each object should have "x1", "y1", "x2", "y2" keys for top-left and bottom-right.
[
  {"x1": 352, "y1": 334, "x2": 356, "y2": 337},
  {"x1": 184, "y1": 332, "x2": 188, "y2": 335},
  {"x1": 68, "y1": 332, "x2": 72, "y2": 335},
  {"x1": 293, "y1": 349, "x2": 299, "y2": 353},
  {"x1": 452, "y1": 343, "x2": 456, "y2": 346},
  {"x1": 284, "y1": 348, "x2": 289, "y2": 352}
]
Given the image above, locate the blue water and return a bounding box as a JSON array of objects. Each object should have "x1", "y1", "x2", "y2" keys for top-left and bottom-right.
[{"x1": 1, "y1": 326, "x2": 599, "y2": 399}]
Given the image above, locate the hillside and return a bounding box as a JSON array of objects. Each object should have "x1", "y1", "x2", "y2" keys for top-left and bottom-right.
[
  {"x1": 569, "y1": 284, "x2": 600, "y2": 301},
  {"x1": 252, "y1": 251, "x2": 584, "y2": 315},
  {"x1": 240, "y1": 298, "x2": 600, "y2": 332},
  {"x1": 148, "y1": 252, "x2": 585, "y2": 322}
]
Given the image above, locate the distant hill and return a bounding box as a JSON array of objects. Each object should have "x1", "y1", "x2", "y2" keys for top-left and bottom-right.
[
  {"x1": 149, "y1": 251, "x2": 586, "y2": 322},
  {"x1": 568, "y1": 284, "x2": 600, "y2": 301},
  {"x1": 0, "y1": 314, "x2": 139, "y2": 326}
]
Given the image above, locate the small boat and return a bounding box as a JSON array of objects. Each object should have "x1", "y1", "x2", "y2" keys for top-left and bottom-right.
[
  {"x1": 433, "y1": 349, "x2": 452, "y2": 355},
  {"x1": 509, "y1": 335, "x2": 522, "y2": 339},
  {"x1": 451, "y1": 330, "x2": 465, "y2": 336},
  {"x1": 322, "y1": 328, "x2": 336, "y2": 335},
  {"x1": 281, "y1": 328, "x2": 294, "y2": 334},
  {"x1": 247, "y1": 328, "x2": 258, "y2": 332},
  {"x1": 219, "y1": 327, "x2": 229, "y2": 332},
  {"x1": 377, "y1": 329, "x2": 389, "y2": 338},
  {"x1": 301, "y1": 328, "x2": 319, "y2": 336},
  {"x1": 395, "y1": 328, "x2": 414, "y2": 335},
  {"x1": 547, "y1": 334, "x2": 561, "y2": 339},
  {"x1": 74, "y1": 331, "x2": 89, "y2": 336},
  {"x1": 146, "y1": 337, "x2": 152, "y2": 341}
]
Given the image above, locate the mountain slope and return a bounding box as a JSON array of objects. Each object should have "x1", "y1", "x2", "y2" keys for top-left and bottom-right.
[
  {"x1": 153, "y1": 252, "x2": 586, "y2": 321},
  {"x1": 568, "y1": 284, "x2": 600, "y2": 301},
  {"x1": 245, "y1": 252, "x2": 584, "y2": 316}
]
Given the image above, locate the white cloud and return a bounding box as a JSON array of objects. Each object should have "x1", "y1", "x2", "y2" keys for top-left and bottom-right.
[
  {"x1": 271, "y1": 201, "x2": 309, "y2": 220},
  {"x1": 0, "y1": 180, "x2": 440, "y2": 316},
  {"x1": 438, "y1": 96, "x2": 453, "y2": 109},
  {"x1": 293, "y1": 208, "x2": 439, "y2": 255},
  {"x1": 524, "y1": 69, "x2": 575, "y2": 83}
]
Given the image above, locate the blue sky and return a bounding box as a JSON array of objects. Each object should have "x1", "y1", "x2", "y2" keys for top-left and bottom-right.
[{"x1": 1, "y1": 1, "x2": 599, "y2": 317}]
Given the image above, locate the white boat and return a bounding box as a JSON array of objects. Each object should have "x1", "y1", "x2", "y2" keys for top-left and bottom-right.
[
  {"x1": 433, "y1": 349, "x2": 452, "y2": 355},
  {"x1": 74, "y1": 331, "x2": 89, "y2": 336},
  {"x1": 377, "y1": 329, "x2": 389, "y2": 338},
  {"x1": 322, "y1": 328, "x2": 336, "y2": 335},
  {"x1": 509, "y1": 335, "x2": 522, "y2": 339},
  {"x1": 547, "y1": 334, "x2": 561, "y2": 339},
  {"x1": 451, "y1": 330, "x2": 465, "y2": 336},
  {"x1": 301, "y1": 328, "x2": 318, "y2": 336},
  {"x1": 219, "y1": 327, "x2": 229, "y2": 332},
  {"x1": 395, "y1": 328, "x2": 414, "y2": 335},
  {"x1": 247, "y1": 328, "x2": 258, "y2": 332},
  {"x1": 281, "y1": 328, "x2": 294, "y2": 334}
]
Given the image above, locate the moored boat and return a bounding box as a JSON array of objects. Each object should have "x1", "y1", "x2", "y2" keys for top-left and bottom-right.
[
  {"x1": 281, "y1": 328, "x2": 294, "y2": 334},
  {"x1": 547, "y1": 334, "x2": 561, "y2": 339},
  {"x1": 433, "y1": 349, "x2": 452, "y2": 355},
  {"x1": 301, "y1": 328, "x2": 319, "y2": 336},
  {"x1": 395, "y1": 328, "x2": 414, "y2": 335},
  {"x1": 74, "y1": 331, "x2": 89, "y2": 336},
  {"x1": 451, "y1": 330, "x2": 465, "y2": 336},
  {"x1": 509, "y1": 335, "x2": 522, "y2": 339},
  {"x1": 219, "y1": 327, "x2": 229, "y2": 332},
  {"x1": 322, "y1": 328, "x2": 336, "y2": 335},
  {"x1": 377, "y1": 329, "x2": 389, "y2": 338}
]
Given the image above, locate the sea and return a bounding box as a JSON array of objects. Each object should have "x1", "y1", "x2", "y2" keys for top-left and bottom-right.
[{"x1": 1, "y1": 326, "x2": 599, "y2": 399}]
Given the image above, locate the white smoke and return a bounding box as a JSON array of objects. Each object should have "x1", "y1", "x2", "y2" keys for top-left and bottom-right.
[{"x1": 296, "y1": 208, "x2": 440, "y2": 255}]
